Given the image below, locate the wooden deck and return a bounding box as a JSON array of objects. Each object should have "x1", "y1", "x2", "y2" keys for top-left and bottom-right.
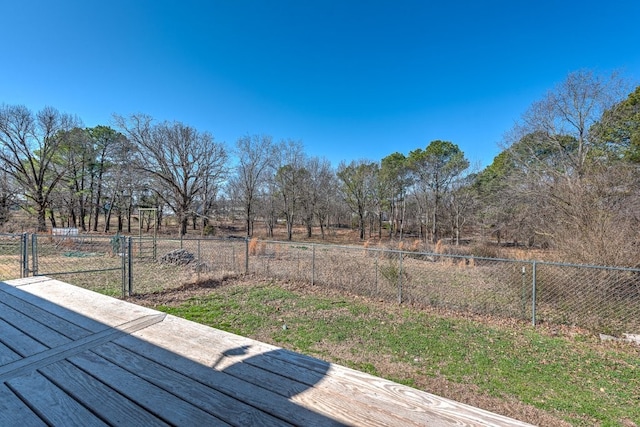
[{"x1": 0, "y1": 277, "x2": 534, "y2": 426}]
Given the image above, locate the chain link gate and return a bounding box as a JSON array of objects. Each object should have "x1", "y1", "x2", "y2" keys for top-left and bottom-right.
[{"x1": 17, "y1": 233, "x2": 131, "y2": 298}]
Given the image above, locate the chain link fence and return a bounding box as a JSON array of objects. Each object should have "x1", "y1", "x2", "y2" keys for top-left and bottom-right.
[
  {"x1": 245, "y1": 240, "x2": 640, "y2": 335},
  {"x1": 0, "y1": 233, "x2": 24, "y2": 280},
  {"x1": 127, "y1": 236, "x2": 247, "y2": 294},
  {"x1": 2, "y1": 234, "x2": 638, "y2": 335}
]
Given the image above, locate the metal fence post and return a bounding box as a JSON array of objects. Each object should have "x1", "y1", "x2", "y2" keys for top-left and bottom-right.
[
  {"x1": 197, "y1": 239, "x2": 201, "y2": 282},
  {"x1": 245, "y1": 238, "x2": 249, "y2": 274},
  {"x1": 375, "y1": 249, "x2": 379, "y2": 294},
  {"x1": 20, "y1": 233, "x2": 28, "y2": 277},
  {"x1": 120, "y1": 236, "x2": 127, "y2": 298},
  {"x1": 128, "y1": 237, "x2": 133, "y2": 296},
  {"x1": 31, "y1": 234, "x2": 38, "y2": 276},
  {"x1": 312, "y1": 244, "x2": 316, "y2": 285},
  {"x1": 531, "y1": 260, "x2": 537, "y2": 326},
  {"x1": 521, "y1": 265, "x2": 527, "y2": 320},
  {"x1": 398, "y1": 251, "x2": 403, "y2": 304}
]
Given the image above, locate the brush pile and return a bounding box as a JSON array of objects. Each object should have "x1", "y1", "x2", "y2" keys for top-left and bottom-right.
[{"x1": 160, "y1": 249, "x2": 195, "y2": 266}]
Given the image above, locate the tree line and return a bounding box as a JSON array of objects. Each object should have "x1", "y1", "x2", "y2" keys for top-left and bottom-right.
[{"x1": 1, "y1": 69, "x2": 638, "y2": 266}]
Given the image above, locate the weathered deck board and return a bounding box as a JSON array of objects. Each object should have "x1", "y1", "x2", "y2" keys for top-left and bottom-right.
[
  {"x1": 0, "y1": 300, "x2": 73, "y2": 347},
  {"x1": 69, "y1": 350, "x2": 230, "y2": 426},
  {"x1": 0, "y1": 280, "x2": 107, "y2": 333},
  {"x1": 94, "y1": 341, "x2": 294, "y2": 427},
  {"x1": 0, "y1": 383, "x2": 47, "y2": 427},
  {"x1": 39, "y1": 360, "x2": 170, "y2": 427},
  {"x1": 0, "y1": 287, "x2": 91, "y2": 340},
  {"x1": 114, "y1": 335, "x2": 346, "y2": 426},
  {"x1": 3, "y1": 278, "x2": 159, "y2": 327},
  {"x1": 0, "y1": 277, "x2": 535, "y2": 426},
  {"x1": 6, "y1": 371, "x2": 108, "y2": 427},
  {"x1": 0, "y1": 342, "x2": 21, "y2": 365},
  {"x1": 0, "y1": 318, "x2": 49, "y2": 356},
  {"x1": 126, "y1": 314, "x2": 521, "y2": 427}
]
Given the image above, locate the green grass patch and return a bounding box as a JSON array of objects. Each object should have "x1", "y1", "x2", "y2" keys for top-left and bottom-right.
[{"x1": 154, "y1": 282, "x2": 640, "y2": 426}]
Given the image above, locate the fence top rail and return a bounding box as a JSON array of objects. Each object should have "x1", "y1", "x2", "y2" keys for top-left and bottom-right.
[
  {"x1": 257, "y1": 238, "x2": 640, "y2": 273},
  {"x1": 258, "y1": 239, "x2": 532, "y2": 264},
  {"x1": 20, "y1": 233, "x2": 640, "y2": 273},
  {"x1": 534, "y1": 259, "x2": 640, "y2": 273},
  {"x1": 146, "y1": 237, "x2": 247, "y2": 244}
]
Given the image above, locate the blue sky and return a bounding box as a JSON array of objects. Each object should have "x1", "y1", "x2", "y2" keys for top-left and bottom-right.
[{"x1": 2, "y1": 1, "x2": 639, "y2": 169}]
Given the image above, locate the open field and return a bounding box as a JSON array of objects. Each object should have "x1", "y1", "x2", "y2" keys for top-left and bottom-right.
[{"x1": 131, "y1": 276, "x2": 640, "y2": 427}]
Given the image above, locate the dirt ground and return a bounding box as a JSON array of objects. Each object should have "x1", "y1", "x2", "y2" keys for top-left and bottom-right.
[{"x1": 130, "y1": 274, "x2": 577, "y2": 427}]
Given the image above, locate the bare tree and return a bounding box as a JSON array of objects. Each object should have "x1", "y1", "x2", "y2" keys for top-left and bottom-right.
[
  {"x1": 49, "y1": 127, "x2": 93, "y2": 231},
  {"x1": 228, "y1": 134, "x2": 276, "y2": 237},
  {"x1": 274, "y1": 140, "x2": 306, "y2": 241},
  {"x1": 508, "y1": 70, "x2": 629, "y2": 179},
  {"x1": 0, "y1": 105, "x2": 80, "y2": 231},
  {"x1": 337, "y1": 160, "x2": 378, "y2": 240},
  {"x1": 501, "y1": 70, "x2": 639, "y2": 263},
  {"x1": 299, "y1": 156, "x2": 334, "y2": 238},
  {"x1": 85, "y1": 126, "x2": 127, "y2": 232},
  {"x1": 115, "y1": 114, "x2": 228, "y2": 236}
]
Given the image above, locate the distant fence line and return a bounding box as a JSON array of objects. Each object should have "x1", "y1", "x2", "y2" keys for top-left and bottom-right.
[{"x1": 0, "y1": 233, "x2": 638, "y2": 336}]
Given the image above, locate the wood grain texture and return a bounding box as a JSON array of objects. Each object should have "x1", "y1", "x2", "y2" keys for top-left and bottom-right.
[
  {"x1": 68, "y1": 350, "x2": 231, "y2": 426},
  {"x1": 93, "y1": 341, "x2": 295, "y2": 427},
  {"x1": 0, "y1": 314, "x2": 165, "y2": 383},
  {"x1": 0, "y1": 318, "x2": 48, "y2": 357},
  {"x1": 0, "y1": 281, "x2": 106, "y2": 333},
  {"x1": 3, "y1": 278, "x2": 158, "y2": 327},
  {"x1": 0, "y1": 341, "x2": 21, "y2": 365},
  {"x1": 0, "y1": 383, "x2": 47, "y2": 426},
  {"x1": 0, "y1": 286, "x2": 91, "y2": 340},
  {"x1": 39, "y1": 359, "x2": 170, "y2": 426},
  {"x1": 6, "y1": 371, "x2": 108, "y2": 427},
  {"x1": 122, "y1": 317, "x2": 527, "y2": 427},
  {"x1": 113, "y1": 335, "x2": 345, "y2": 427},
  {"x1": 0, "y1": 300, "x2": 72, "y2": 348}
]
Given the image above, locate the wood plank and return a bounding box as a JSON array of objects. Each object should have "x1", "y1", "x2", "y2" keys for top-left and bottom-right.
[
  {"x1": 0, "y1": 287, "x2": 92, "y2": 340},
  {"x1": 0, "y1": 341, "x2": 21, "y2": 365},
  {"x1": 68, "y1": 350, "x2": 230, "y2": 426},
  {"x1": 93, "y1": 341, "x2": 295, "y2": 427},
  {"x1": 2, "y1": 277, "x2": 52, "y2": 287},
  {"x1": 0, "y1": 314, "x2": 166, "y2": 383},
  {"x1": 114, "y1": 334, "x2": 346, "y2": 426},
  {"x1": 211, "y1": 350, "x2": 437, "y2": 426},
  {"x1": 0, "y1": 281, "x2": 107, "y2": 333},
  {"x1": 129, "y1": 313, "x2": 280, "y2": 367},
  {"x1": 0, "y1": 383, "x2": 47, "y2": 426},
  {"x1": 39, "y1": 359, "x2": 170, "y2": 427},
  {"x1": 6, "y1": 371, "x2": 108, "y2": 427},
  {"x1": 3, "y1": 278, "x2": 159, "y2": 327},
  {"x1": 0, "y1": 318, "x2": 48, "y2": 357},
  {"x1": 301, "y1": 361, "x2": 534, "y2": 427},
  {"x1": 118, "y1": 333, "x2": 437, "y2": 426},
  {"x1": 0, "y1": 300, "x2": 73, "y2": 348},
  {"x1": 252, "y1": 343, "x2": 533, "y2": 426}
]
